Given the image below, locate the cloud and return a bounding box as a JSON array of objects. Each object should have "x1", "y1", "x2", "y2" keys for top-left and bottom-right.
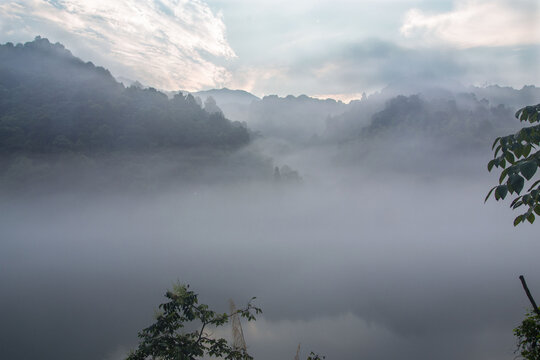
[
  {"x1": 0, "y1": 0, "x2": 235, "y2": 90},
  {"x1": 225, "y1": 65, "x2": 289, "y2": 96},
  {"x1": 234, "y1": 38, "x2": 538, "y2": 99},
  {"x1": 237, "y1": 39, "x2": 464, "y2": 97},
  {"x1": 400, "y1": 0, "x2": 540, "y2": 48}
]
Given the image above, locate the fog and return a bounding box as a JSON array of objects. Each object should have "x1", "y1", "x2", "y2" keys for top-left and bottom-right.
[
  {"x1": 2, "y1": 138, "x2": 540, "y2": 360},
  {"x1": 2, "y1": 37, "x2": 540, "y2": 360}
]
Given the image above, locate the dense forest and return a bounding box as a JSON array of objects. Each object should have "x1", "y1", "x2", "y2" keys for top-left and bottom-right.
[
  {"x1": 0, "y1": 38, "x2": 271, "y2": 192},
  {"x1": 0, "y1": 37, "x2": 249, "y2": 154}
]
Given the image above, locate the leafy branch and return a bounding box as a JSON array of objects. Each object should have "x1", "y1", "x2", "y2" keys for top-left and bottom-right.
[
  {"x1": 126, "y1": 283, "x2": 261, "y2": 360},
  {"x1": 486, "y1": 104, "x2": 540, "y2": 225}
]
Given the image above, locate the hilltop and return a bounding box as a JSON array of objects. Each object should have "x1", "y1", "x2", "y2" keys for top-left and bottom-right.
[{"x1": 0, "y1": 37, "x2": 249, "y2": 154}]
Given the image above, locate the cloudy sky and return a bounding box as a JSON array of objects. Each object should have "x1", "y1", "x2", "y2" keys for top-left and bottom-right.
[
  {"x1": 0, "y1": 0, "x2": 538, "y2": 99},
  {"x1": 0, "y1": 0, "x2": 540, "y2": 99}
]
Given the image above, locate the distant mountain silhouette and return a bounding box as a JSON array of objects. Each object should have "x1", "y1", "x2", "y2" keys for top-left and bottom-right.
[
  {"x1": 469, "y1": 85, "x2": 540, "y2": 109},
  {"x1": 191, "y1": 88, "x2": 260, "y2": 106}
]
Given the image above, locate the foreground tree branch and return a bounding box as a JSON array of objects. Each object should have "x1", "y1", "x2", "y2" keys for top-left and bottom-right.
[
  {"x1": 514, "y1": 276, "x2": 540, "y2": 360},
  {"x1": 486, "y1": 104, "x2": 540, "y2": 226},
  {"x1": 126, "y1": 283, "x2": 261, "y2": 360},
  {"x1": 520, "y1": 275, "x2": 540, "y2": 316}
]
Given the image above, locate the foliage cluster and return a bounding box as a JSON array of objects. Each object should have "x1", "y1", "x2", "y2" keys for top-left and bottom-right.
[
  {"x1": 486, "y1": 104, "x2": 540, "y2": 225},
  {"x1": 486, "y1": 103, "x2": 540, "y2": 359},
  {"x1": 127, "y1": 283, "x2": 328, "y2": 360},
  {"x1": 127, "y1": 283, "x2": 261, "y2": 360},
  {"x1": 306, "y1": 352, "x2": 326, "y2": 360},
  {"x1": 514, "y1": 312, "x2": 540, "y2": 360}
]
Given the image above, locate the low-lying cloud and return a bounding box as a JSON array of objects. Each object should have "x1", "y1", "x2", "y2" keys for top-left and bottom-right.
[{"x1": 2, "y1": 168, "x2": 539, "y2": 360}]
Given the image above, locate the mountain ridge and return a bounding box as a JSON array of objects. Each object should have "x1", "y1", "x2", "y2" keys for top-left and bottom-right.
[{"x1": 0, "y1": 37, "x2": 250, "y2": 154}]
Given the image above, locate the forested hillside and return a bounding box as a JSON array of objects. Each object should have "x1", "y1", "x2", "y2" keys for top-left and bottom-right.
[
  {"x1": 1, "y1": 37, "x2": 537, "y2": 192},
  {"x1": 325, "y1": 90, "x2": 529, "y2": 148},
  {"x1": 0, "y1": 38, "x2": 276, "y2": 193},
  {"x1": 0, "y1": 37, "x2": 249, "y2": 154}
]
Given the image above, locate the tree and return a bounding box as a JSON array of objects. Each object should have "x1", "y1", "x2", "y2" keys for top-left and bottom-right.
[
  {"x1": 486, "y1": 104, "x2": 540, "y2": 226},
  {"x1": 514, "y1": 312, "x2": 540, "y2": 360},
  {"x1": 204, "y1": 96, "x2": 222, "y2": 115},
  {"x1": 126, "y1": 283, "x2": 261, "y2": 360},
  {"x1": 514, "y1": 276, "x2": 540, "y2": 360},
  {"x1": 306, "y1": 352, "x2": 326, "y2": 360},
  {"x1": 487, "y1": 104, "x2": 540, "y2": 359},
  {"x1": 127, "y1": 283, "x2": 327, "y2": 360}
]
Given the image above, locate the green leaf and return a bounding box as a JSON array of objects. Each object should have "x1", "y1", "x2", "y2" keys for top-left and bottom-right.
[
  {"x1": 505, "y1": 151, "x2": 515, "y2": 164},
  {"x1": 527, "y1": 212, "x2": 535, "y2": 224},
  {"x1": 522, "y1": 144, "x2": 532, "y2": 157},
  {"x1": 499, "y1": 168, "x2": 510, "y2": 184},
  {"x1": 495, "y1": 185, "x2": 508, "y2": 200},
  {"x1": 487, "y1": 159, "x2": 496, "y2": 172},
  {"x1": 485, "y1": 186, "x2": 496, "y2": 202},
  {"x1": 510, "y1": 196, "x2": 522, "y2": 207},
  {"x1": 512, "y1": 200, "x2": 524, "y2": 209},
  {"x1": 527, "y1": 179, "x2": 540, "y2": 192},
  {"x1": 508, "y1": 174, "x2": 525, "y2": 194},
  {"x1": 494, "y1": 144, "x2": 502, "y2": 157},
  {"x1": 534, "y1": 205, "x2": 540, "y2": 215},
  {"x1": 519, "y1": 161, "x2": 537, "y2": 180},
  {"x1": 514, "y1": 215, "x2": 524, "y2": 226},
  {"x1": 492, "y1": 137, "x2": 501, "y2": 150}
]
